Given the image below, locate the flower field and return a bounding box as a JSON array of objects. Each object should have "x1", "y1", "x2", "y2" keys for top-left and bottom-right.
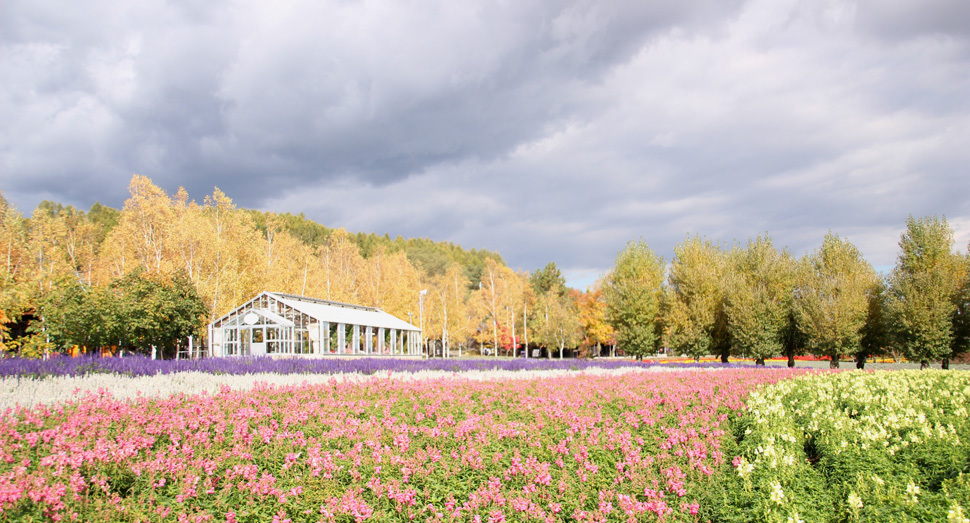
[
  {"x1": 0, "y1": 366, "x2": 803, "y2": 522},
  {"x1": 0, "y1": 364, "x2": 967, "y2": 522},
  {"x1": 720, "y1": 370, "x2": 970, "y2": 522}
]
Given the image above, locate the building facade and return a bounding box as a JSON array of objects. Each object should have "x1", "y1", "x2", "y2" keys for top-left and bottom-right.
[{"x1": 208, "y1": 292, "x2": 422, "y2": 357}]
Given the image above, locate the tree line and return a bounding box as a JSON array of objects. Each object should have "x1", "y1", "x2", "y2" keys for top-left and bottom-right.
[
  {"x1": 606, "y1": 218, "x2": 969, "y2": 369},
  {"x1": 1, "y1": 175, "x2": 967, "y2": 366},
  {"x1": 0, "y1": 175, "x2": 584, "y2": 358}
]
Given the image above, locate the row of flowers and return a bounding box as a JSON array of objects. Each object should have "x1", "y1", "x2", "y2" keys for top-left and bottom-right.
[
  {"x1": 0, "y1": 367, "x2": 809, "y2": 522},
  {"x1": 725, "y1": 370, "x2": 970, "y2": 522},
  {"x1": 0, "y1": 367, "x2": 729, "y2": 412},
  {"x1": 0, "y1": 355, "x2": 750, "y2": 379}
]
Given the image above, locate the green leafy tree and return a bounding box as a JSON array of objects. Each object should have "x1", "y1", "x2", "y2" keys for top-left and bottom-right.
[
  {"x1": 860, "y1": 279, "x2": 890, "y2": 367},
  {"x1": 663, "y1": 236, "x2": 729, "y2": 362},
  {"x1": 603, "y1": 240, "x2": 665, "y2": 360},
  {"x1": 113, "y1": 269, "x2": 208, "y2": 358},
  {"x1": 953, "y1": 249, "x2": 970, "y2": 363},
  {"x1": 41, "y1": 280, "x2": 123, "y2": 353},
  {"x1": 793, "y1": 233, "x2": 879, "y2": 368},
  {"x1": 87, "y1": 202, "x2": 121, "y2": 243},
  {"x1": 887, "y1": 216, "x2": 965, "y2": 369},
  {"x1": 724, "y1": 236, "x2": 796, "y2": 365}
]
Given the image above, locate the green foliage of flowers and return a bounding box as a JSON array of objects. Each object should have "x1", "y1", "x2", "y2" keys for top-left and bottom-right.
[{"x1": 711, "y1": 370, "x2": 970, "y2": 522}]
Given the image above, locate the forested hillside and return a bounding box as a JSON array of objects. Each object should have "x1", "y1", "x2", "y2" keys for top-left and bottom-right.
[{"x1": 0, "y1": 175, "x2": 534, "y2": 357}]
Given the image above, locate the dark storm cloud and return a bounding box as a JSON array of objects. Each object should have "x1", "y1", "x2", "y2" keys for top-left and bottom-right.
[
  {"x1": 2, "y1": 0, "x2": 969, "y2": 288},
  {"x1": 1, "y1": 0, "x2": 746, "y2": 211}
]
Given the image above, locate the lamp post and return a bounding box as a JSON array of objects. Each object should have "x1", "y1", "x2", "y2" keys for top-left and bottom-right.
[{"x1": 419, "y1": 289, "x2": 427, "y2": 357}]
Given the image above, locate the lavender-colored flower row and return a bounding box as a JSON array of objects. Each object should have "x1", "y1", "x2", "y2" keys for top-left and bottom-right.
[{"x1": 0, "y1": 355, "x2": 750, "y2": 378}]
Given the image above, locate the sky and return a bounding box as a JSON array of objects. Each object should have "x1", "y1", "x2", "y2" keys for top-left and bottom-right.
[{"x1": 2, "y1": 0, "x2": 969, "y2": 289}]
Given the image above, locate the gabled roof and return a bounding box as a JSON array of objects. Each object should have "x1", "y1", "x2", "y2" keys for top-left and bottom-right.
[
  {"x1": 272, "y1": 293, "x2": 419, "y2": 331},
  {"x1": 210, "y1": 291, "x2": 420, "y2": 331}
]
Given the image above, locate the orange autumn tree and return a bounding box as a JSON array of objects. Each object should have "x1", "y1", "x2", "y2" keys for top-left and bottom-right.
[{"x1": 576, "y1": 284, "x2": 615, "y2": 357}]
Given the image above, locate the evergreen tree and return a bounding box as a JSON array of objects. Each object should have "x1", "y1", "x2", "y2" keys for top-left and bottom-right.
[{"x1": 530, "y1": 262, "x2": 567, "y2": 297}]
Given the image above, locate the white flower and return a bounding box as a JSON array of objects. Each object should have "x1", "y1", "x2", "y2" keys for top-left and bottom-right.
[
  {"x1": 847, "y1": 492, "x2": 863, "y2": 509},
  {"x1": 735, "y1": 457, "x2": 754, "y2": 478},
  {"x1": 906, "y1": 481, "x2": 920, "y2": 504},
  {"x1": 948, "y1": 503, "x2": 969, "y2": 523},
  {"x1": 787, "y1": 512, "x2": 805, "y2": 523},
  {"x1": 770, "y1": 482, "x2": 785, "y2": 505}
]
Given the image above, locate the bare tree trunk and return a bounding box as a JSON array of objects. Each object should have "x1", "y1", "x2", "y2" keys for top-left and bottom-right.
[
  {"x1": 302, "y1": 256, "x2": 309, "y2": 295},
  {"x1": 524, "y1": 303, "x2": 528, "y2": 358}
]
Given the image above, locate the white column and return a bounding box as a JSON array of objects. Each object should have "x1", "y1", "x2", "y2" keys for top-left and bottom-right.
[
  {"x1": 208, "y1": 324, "x2": 215, "y2": 357},
  {"x1": 338, "y1": 323, "x2": 346, "y2": 354},
  {"x1": 353, "y1": 325, "x2": 360, "y2": 355},
  {"x1": 390, "y1": 329, "x2": 398, "y2": 355},
  {"x1": 318, "y1": 322, "x2": 325, "y2": 355},
  {"x1": 378, "y1": 328, "x2": 385, "y2": 354},
  {"x1": 365, "y1": 326, "x2": 373, "y2": 354}
]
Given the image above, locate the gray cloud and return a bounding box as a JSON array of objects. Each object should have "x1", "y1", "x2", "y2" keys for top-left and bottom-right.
[{"x1": 2, "y1": 0, "x2": 968, "y2": 287}]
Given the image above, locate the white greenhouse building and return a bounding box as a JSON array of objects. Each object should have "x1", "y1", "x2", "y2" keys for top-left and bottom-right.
[{"x1": 207, "y1": 292, "x2": 423, "y2": 357}]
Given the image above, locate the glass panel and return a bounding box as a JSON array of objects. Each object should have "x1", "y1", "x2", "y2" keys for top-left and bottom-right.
[{"x1": 266, "y1": 327, "x2": 277, "y2": 353}]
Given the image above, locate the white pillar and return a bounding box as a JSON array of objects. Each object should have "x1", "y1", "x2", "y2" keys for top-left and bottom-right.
[
  {"x1": 208, "y1": 324, "x2": 215, "y2": 357},
  {"x1": 378, "y1": 328, "x2": 385, "y2": 354},
  {"x1": 353, "y1": 325, "x2": 360, "y2": 355},
  {"x1": 365, "y1": 326, "x2": 373, "y2": 354},
  {"x1": 338, "y1": 323, "x2": 346, "y2": 354},
  {"x1": 318, "y1": 322, "x2": 325, "y2": 355}
]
